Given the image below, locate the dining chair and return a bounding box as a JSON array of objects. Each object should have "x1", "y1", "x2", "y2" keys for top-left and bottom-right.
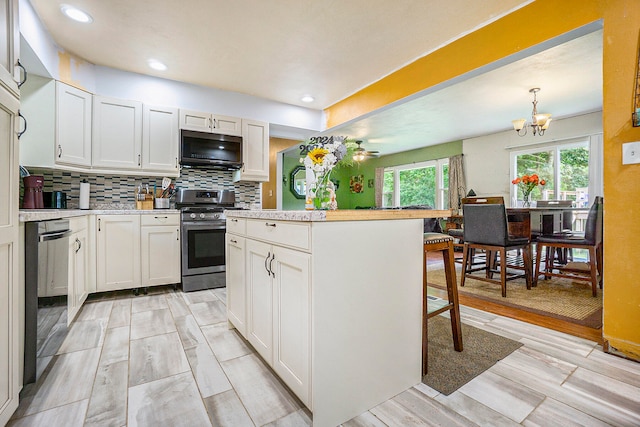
[
  {"x1": 534, "y1": 196, "x2": 603, "y2": 297},
  {"x1": 449, "y1": 196, "x2": 506, "y2": 270},
  {"x1": 461, "y1": 203, "x2": 533, "y2": 297}
]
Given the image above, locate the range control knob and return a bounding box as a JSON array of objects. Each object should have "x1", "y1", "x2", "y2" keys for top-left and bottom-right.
[
  {"x1": 213, "y1": 213, "x2": 220, "y2": 219},
  {"x1": 199, "y1": 213, "x2": 206, "y2": 219},
  {"x1": 190, "y1": 213, "x2": 196, "y2": 219}
]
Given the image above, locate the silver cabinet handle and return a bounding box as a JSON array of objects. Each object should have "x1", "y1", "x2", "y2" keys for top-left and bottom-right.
[
  {"x1": 230, "y1": 239, "x2": 238, "y2": 244},
  {"x1": 16, "y1": 59, "x2": 27, "y2": 88},
  {"x1": 58, "y1": 144, "x2": 63, "y2": 158},
  {"x1": 264, "y1": 251, "x2": 271, "y2": 275},
  {"x1": 154, "y1": 216, "x2": 168, "y2": 219},
  {"x1": 175, "y1": 157, "x2": 178, "y2": 168},
  {"x1": 98, "y1": 218, "x2": 101, "y2": 231},
  {"x1": 176, "y1": 229, "x2": 179, "y2": 241},
  {"x1": 137, "y1": 154, "x2": 141, "y2": 166},
  {"x1": 269, "y1": 254, "x2": 275, "y2": 278},
  {"x1": 75, "y1": 238, "x2": 82, "y2": 253},
  {"x1": 265, "y1": 222, "x2": 276, "y2": 228},
  {"x1": 17, "y1": 111, "x2": 27, "y2": 139},
  {"x1": 231, "y1": 218, "x2": 238, "y2": 222}
]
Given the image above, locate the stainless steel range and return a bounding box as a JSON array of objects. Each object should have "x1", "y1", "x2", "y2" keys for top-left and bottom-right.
[{"x1": 176, "y1": 189, "x2": 235, "y2": 292}]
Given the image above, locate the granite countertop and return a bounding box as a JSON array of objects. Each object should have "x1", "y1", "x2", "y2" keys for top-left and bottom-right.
[
  {"x1": 225, "y1": 209, "x2": 452, "y2": 222},
  {"x1": 19, "y1": 209, "x2": 180, "y2": 222}
]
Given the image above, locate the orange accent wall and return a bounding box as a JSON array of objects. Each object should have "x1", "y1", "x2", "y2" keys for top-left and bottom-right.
[{"x1": 325, "y1": 0, "x2": 640, "y2": 359}]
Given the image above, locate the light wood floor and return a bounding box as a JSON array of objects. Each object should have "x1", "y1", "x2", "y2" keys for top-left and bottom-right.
[
  {"x1": 426, "y1": 251, "x2": 603, "y2": 344},
  {"x1": 10, "y1": 285, "x2": 639, "y2": 426}
]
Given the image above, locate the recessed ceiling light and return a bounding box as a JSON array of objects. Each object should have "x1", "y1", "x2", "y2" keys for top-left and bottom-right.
[
  {"x1": 147, "y1": 59, "x2": 168, "y2": 71},
  {"x1": 60, "y1": 4, "x2": 93, "y2": 23},
  {"x1": 301, "y1": 95, "x2": 314, "y2": 103}
]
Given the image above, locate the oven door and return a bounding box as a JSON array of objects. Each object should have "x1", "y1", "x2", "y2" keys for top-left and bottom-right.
[{"x1": 181, "y1": 221, "x2": 226, "y2": 277}]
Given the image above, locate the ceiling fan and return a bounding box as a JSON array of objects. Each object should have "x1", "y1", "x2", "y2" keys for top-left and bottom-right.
[{"x1": 353, "y1": 140, "x2": 380, "y2": 161}]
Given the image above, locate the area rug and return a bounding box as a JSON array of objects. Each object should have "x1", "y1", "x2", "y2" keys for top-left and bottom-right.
[
  {"x1": 427, "y1": 265, "x2": 603, "y2": 328},
  {"x1": 423, "y1": 315, "x2": 522, "y2": 395}
]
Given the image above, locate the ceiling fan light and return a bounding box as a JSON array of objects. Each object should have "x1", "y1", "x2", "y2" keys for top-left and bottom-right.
[
  {"x1": 512, "y1": 119, "x2": 526, "y2": 131},
  {"x1": 353, "y1": 152, "x2": 365, "y2": 162}
]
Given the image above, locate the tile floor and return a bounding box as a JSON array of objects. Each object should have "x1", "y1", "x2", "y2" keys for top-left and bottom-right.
[{"x1": 9, "y1": 286, "x2": 640, "y2": 426}]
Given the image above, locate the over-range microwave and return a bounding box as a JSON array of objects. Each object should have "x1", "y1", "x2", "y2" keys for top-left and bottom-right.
[{"x1": 180, "y1": 129, "x2": 243, "y2": 170}]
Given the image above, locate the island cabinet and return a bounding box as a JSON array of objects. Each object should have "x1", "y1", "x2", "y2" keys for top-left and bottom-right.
[
  {"x1": 226, "y1": 212, "x2": 425, "y2": 427},
  {"x1": 67, "y1": 216, "x2": 90, "y2": 324}
]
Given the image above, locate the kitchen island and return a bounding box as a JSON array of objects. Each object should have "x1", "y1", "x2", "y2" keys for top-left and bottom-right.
[{"x1": 225, "y1": 209, "x2": 450, "y2": 427}]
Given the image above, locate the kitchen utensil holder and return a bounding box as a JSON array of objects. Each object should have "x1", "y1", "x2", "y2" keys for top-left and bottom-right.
[{"x1": 154, "y1": 198, "x2": 170, "y2": 209}]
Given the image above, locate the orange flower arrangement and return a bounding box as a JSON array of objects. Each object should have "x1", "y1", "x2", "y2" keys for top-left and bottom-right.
[{"x1": 512, "y1": 174, "x2": 546, "y2": 201}]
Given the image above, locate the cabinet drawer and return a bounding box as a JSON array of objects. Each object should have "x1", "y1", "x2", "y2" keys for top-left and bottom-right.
[
  {"x1": 246, "y1": 219, "x2": 310, "y2": 251},
  {"x1": 69, "y1": 215, "x2": 89, "y2": 232},
  {"x1": 140, "y1": 213, "x2": 179, "y2": 226},
  {"x1": 227, "y1": 217, "x2": 246, "y2": 235}
]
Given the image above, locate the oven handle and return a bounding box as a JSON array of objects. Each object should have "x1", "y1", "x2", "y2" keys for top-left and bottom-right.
[{"x1": 181, "y1": 222, "x2": 226, "y2": 230}]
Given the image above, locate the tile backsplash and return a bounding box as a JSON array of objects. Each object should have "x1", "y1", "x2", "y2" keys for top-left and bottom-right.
[{"x1": 22, "y1": 167, "x2": 261, "y2": 209}]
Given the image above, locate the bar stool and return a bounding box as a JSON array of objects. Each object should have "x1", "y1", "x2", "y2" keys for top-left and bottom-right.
[{"x1": 423, "y1": 232, "x2": 463, "y2": 375}]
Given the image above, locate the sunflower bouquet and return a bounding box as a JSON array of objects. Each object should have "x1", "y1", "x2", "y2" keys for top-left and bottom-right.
[{"x1": 301, "y1": 136, "x2": 355, "y2": 209}]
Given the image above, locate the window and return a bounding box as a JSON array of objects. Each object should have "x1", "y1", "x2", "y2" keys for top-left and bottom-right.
[
  {"x1": 510, "y1": 140, "x2": 592, "y2": 207},
  {"x1": 382, "y1": 159, "x2": 449, "y2": 209}
]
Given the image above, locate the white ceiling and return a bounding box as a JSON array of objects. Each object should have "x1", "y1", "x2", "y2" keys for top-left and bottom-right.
[{"x1": 27, "y1": 0, "x2": 603, "y2": 155}]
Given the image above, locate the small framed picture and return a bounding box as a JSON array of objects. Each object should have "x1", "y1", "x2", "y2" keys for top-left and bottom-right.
[
  {"x1": 350, "y1": 175, "x2": 364, "y2": 193},
  {"x1": 367, "y1": 178, "x2": 374, "y2": 188}
]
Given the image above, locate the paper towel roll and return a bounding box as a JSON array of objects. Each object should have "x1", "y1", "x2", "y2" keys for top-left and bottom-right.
[{"x1": 79, "y1": 181, "x2": 90, "y2": 209}]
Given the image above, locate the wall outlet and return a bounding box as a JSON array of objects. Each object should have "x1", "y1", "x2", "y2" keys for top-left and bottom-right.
[{"x1": 622, "y1": 141, "x2": 640, "y2": 165}]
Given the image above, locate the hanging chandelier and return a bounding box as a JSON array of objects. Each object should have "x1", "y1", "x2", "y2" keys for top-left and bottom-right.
[{"x1": 512, "y1": 88, "x2": 552, "y2": 136}]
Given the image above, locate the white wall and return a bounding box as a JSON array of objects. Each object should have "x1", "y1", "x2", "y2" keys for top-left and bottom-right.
[{"x1": 463, "y1": 111, "x2": 603, "y2": 205}]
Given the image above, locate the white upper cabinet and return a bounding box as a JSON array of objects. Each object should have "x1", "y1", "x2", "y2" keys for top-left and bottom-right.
[
  {"x1": 92, "y1": 95, "x2": 143, "y2": 169},
  {"x1": 179, "y1": 109, "x2": 242, "y2": 136},
  {"x1": 213, "y1": 114, "x2": 242, "y2": 135},
  {"x1": 56, "y1": 82, "x2": 92, "y2": 167},
  {"x1": 0, "y1": 0, "x2": 20, "y2": 98},
  {"x1": 233, "y1": 119, "x2": 269, "y2": 182},
  {"x1": 142, "y1": 104, "x2": 179, "y2": 173}
]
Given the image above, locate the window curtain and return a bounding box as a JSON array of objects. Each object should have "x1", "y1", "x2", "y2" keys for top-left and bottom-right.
[
  {"x1": 374, "y1": 167, "x2": 384, "y2": 207},
  {"x1": 448, "y1": 154, "x2": 466, "y2": 211}
]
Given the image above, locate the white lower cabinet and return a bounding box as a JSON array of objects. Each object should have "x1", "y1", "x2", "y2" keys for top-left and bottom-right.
[
  {"x1": 228, "y1": 219, "x2": 311, "y2": 408},
  {"x1": 67, "y1": 217, "x2": 89, "y2": 324},
  {"x1": 96, "y1": 214, "x2": 141, "y2": 292},
  {"x1": 96, "y1": 213, "x2": 180, "y2": 292},
  {"x1": 226, "y1": 233, "x2": 246, "y2": 336},
  {"x1": 271, "y1": 245, "x2": 311, "y2": 406},
  {"x1": 140, "y1": 214, "x2": 180, "y2": 286}
]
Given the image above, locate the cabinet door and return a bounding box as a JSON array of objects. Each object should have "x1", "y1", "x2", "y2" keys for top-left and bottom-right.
[
  {"x1": 141, "y1": 225, "x2": 180, "y2": 286},
  {"x1": 233, "y1": 119, "x2": 269, "y2": 182},
  {"x1": 226, "y1": 234, "x2": 246, "y2": 336},
  {"x1": 179, "y1": 109, "x2": 211, "y2": 132},
  {"x1": 142, "y1": 104, "x2": 179, "y2": 173},
  {"x1": 56, "y1": 82, "x2": 92, "y2": 167},
  {"x1": 68, "y1": 228, "x2": 89, "y2": 325},
  {"x1": 272, "y1": 246, "x2": 311, "y2": 407},
  {"x1": 92, "y1": 96, "x2": 143, "y2": 169},
  {"x1": 0, "y1": 0, "x2": 19, "y2": 98},
  {"x1": 246, "y1": 239, "x2": 273, "y2": 364},
  {"x1": 213, "y1": 114, "x2": 242, "y2": 136},
  {"x1": 96, "y1": 215, "x2": 141, "y2": 291},
  {"x1": 0, "y1": 81, "x2": 19, "y2": 426}
]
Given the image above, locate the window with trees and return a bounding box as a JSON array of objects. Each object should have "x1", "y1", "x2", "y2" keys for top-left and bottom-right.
[
  {"x1": 511, "y1": 140, "x2": 591, "y2": 207},
  {"x1": 383, "y1": 159, "x2": 449, "y2": 209}
]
